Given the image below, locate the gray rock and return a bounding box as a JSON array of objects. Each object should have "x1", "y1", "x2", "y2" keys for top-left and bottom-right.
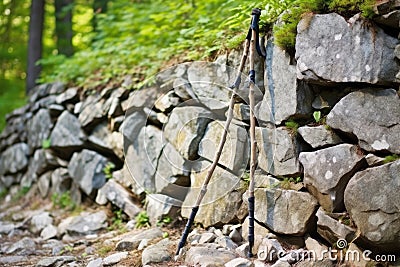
[
  {"x1": 344, "y1": 161, "x2": 400, "y2": 253},
  {"x1": 229, "y1": 228, "x2": 242, "y2": 243},
  {"x1": 97, "y1": 179, "x2": 141, "y2": 218},
  {"x1": 154, "y1": 91, "x2": 180, "y2": 112},
  {"x1": 141, "y1": 238, "x2": 171, "y2": 265},
  {"x1": 40, "y1": 224, "x2": 58, "y2": 240},
  {"x1": 31, "y1": 95, "x2": 57, "y2": 112},
  {"x1": 299, "y1": 144, "x2": 366, "y2": 212},
  {"x1": 365, "y1": 153, "x2": 386, "y2": 167},
  {"x1": 155, "y1": 142, "x2": 190, "y2": 201},
  {"x1": 125, "y1": 125, "x2": 164, "y2": 195},
  {"x1": 146, "y1": 194, "x2": 182, "y2": 224},
  {"x1": 316, "y1": 207, "x2": 356, "y2": 244},
  {"x1": 0, "y1": 222, "x2": 15, "y2": 234},
  {"x1": 66, "y1": 210, "x2": 107, "y2": 235},
  {"x1": 120, "y1": 111, "x2": 146, "y2": 145},
  {"x1": 296, "y1": 13, "x2": 399, "y2": 85},
  {"x1": 103, "y1": 252, "x2": 128, "y2": 266},
  {"x1": 30, "y1": 212, "x2": 53, "y2": 234},
  {"x1": 115, "y1": 228, "x2": 163, "y2": 251},
  {"x1": 173, "y1": 77, "x2": 197, "y2": 100},
  {"x1": 327, "y1": 89, "x2": 400, "y2": 154},
  {"x1": 199, "y1": 232, "x2": 217, "y2": 244},
  {"x1": 185, "y1": 246, "x2": 237, "y2": 267},
  {"x1": 181, "y1": 161, "x2": 245, "y2": 227},
  {"x1": 164, "y1": 106, "x2": 214, "y2": 160},
  {"x1": 30, "y1": 149, "x2": 67, "y2": 177},
  {"x1": 225, "y1": 257, "x2": 254, "y2": 267},
  {"x1": 304, "y1": 236, "x2": 328, "y2": 259},
  {"x1": 215, "y1": 236, "x2": 238, "y2": 250},
  {"x1": 48, "y1": 104, "x2": 64, "y2": 117},
  {"x1": 27, "y1": 109, "x2": 53, "y2": 150},
  {"x1": 298, "y1": 125, "x2": 342, "y2": 149},
  {"x1": 255, "y1": 188, "x2": 318, "y2": 235},
  {"x1": 258, "y1": 39, "x2": 313, "y2": 125},
  {"x1": 36, "y1": 256, "x2": 75, "y2": 267},
  {"x1": 0, "y1": 256, "x2": 29, "y2": 265},
  {"x1": 7, "y1": 237, "x2": 36, "y2": 254},
  {"x1": 198, "y1": 120, "x2": 249, "y2": 175},
  {"x1": 253, "y1": 173, "x2": 280, "y2": 188},
  {"x1": 49, "y1": 111, "x2": 86, "y2": 158},
  {"x1": 50, "y1": 168, "x2": 72, "y2": 194},
  {"x1": 78, "y1": 95, "x2": 105, "y2": 131},
  {"x1": 38, "y1": 171, "x2": 52, "y2": 198},
  {"x1": 0, "y1": 143, "x2": 29, "y2": 175},
  {"x1": 255, "y1": 126, "x2": 302, "y2": 176},
  {"x1": 87, "y1": 122, "x2": 116, "y2": 155},
  {"x1": 271, "y1": 261, "x2": 291, "y2": 267},
  {"x1": 56, "y1": 87, "x2": 79, "y2": 105},
  {"x1": 108, "y1": 131, "x2": 124, "y2": 160},
  {"x1": 68, "y1": 149, "x2": 108, "y2": 196},
  {"x1": 257, "y1": 238, "x2": 285, "y2": 262},
  {"x1": 232, "y1": 103, "x2": 250, "y2": 121},
  {"x1": 86, "y1": 258, "x2": 103, "y2": 267},
  {"x1": 121, "y1": 85, "x2": 161, "y2": 111}
]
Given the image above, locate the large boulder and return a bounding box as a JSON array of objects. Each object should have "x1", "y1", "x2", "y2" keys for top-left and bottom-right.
[
  {"x1": 254, "y1": 188, "x2": 318, "y2": 235},
  {"x1": 163, "y1": 106, "x2": 214, "y2": 160},
  {"x1": 344, "y1": 161, "x2": 400, "y2": 253},
  {"x1": 125, "y1": 125, "x2": 164, "y2": 195},
  {"x1": 299, "y1": 144, "x2": 365, "y2": 212},
  {"x1": 120, "y1": 111, "x2": 146, "y2": 145},
  {"x1": 0, "y1": 143, "x2": 29, "y2": 176},
  {"x1": 181, "y1": 161, "x2": 245, "y2": 227},
  {"x1": 255, "y1": 126, "x2": 302, "y2": 176},
  {"x1": 26, "y1": 109, "x2": 53, "y2": 150},
  {"x1": 78, "y1": 95, "x2": 105, "y2": 131},
  {"x1": 326, "y1": 89, "x2": 400, "y2": 154},
  {"x1": 146, "y1": 194, "x2": 182, "y2": 224},
  {"x1": 258, "y1": 40, "x2": 313, "y2": 125},
  {"x1": 296, "y1": 13, "x2": 399, "y2": 85},
  {"x1": 68, "y1": 149, "x2": 108, "y2": 196},
  {"x1": 198, "y1": 120, "x2": 249, "y2": 175},
  {"x1": 155, "y1": 142, "x2": 190, "y2": 201},
  {"x1": 49, "y1": 111, "x2": 86, "y2": 159}
]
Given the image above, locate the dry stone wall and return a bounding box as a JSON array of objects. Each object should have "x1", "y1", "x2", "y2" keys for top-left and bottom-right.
[{"x1": 0, "y1": 10, "x2": 399, "y2": 258}]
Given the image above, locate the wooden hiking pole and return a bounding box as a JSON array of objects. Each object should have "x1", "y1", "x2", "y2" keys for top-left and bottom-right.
[{"x1": 175, "y1": 8, "x2": 265, "y2": 258}]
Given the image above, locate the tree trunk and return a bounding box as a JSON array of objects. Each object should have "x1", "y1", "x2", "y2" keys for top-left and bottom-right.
[
  {"x1": 26, "y1": 0, "x2": 45, "y2": 94},
  {"x1": 92, "y1": 0, "x2": 108, "y2": 32},
  {"x1": 55, "y1": 0, "x2": 74, "y2": 57}
]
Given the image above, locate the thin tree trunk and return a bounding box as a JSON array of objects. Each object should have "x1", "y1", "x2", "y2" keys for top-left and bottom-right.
[
  {"x1": 92, "y1": 0, "x2": 108, "y2": 32},
  {"x1": 26, "y1": 0, "x2": 45, "y2": 94},
  {"x1": 55, "y1": 0, "x2": 74, "y2": 57}
]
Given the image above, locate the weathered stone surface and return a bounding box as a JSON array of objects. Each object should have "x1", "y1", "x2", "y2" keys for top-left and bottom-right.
[
  {"x1": 141, "y1": 238, "x2": 171, "y2": 265},
  {"x1": 305, "y1": 236, "x2": 328, "y2": 259},
  {"x1": 298, "y1": 125, "x2": 342, "y2": 149},
  {"x1": 257, "y1": 238, "x2": 285, "y2": 262},
  {"x1": 30, "y1": 149, "x2": 66, "y2": 177},
  {"x1": 68, "y1": 149, "x2": 108, "y2": 196},
  {"x1": 66, "y1": 210, "x2": 107, "y2": 235},
  {"x1": 155, "y1": 142, "x2": 190, "y2": 201},
  {"x1": 327, "y1": 89, "x2": 400, "y2": 154},
  {"x1": 30, "y1": 95, "x2": 57, "y2": 113},
  {"x1": 97, "y1": 179, "x2": 141, "y2": 218},
  {"x1": 40, "y1": 224, "x2": 58, "y2": 240},
  {"x1": 27, "y1": 109, "x2": 53, "y2": 150},
  {"x1": 344, "y1": 161, "x2": 400, "y2": 252},
  {"x1": 365, "y1": 153, "x2": 386, "y2": 167},
  {"x1": 121, "y1": 86, "x2": 161, "y2": 111},
  {"x1": 299, "y1": 144, "x2": 365, "y2": 212},
  {"x1": 50, "y1": 168, "x2": 72, "y2": 194},
  {"x1": 103, "y1": 252, "x2": 128, "y2": 266},
  {"x1": 215, "y1": 236, "x2": 237, "y2": 250},
  {"x1": 0, "y1": 143, "x2": 29, "y2": 175},
  {"x1": 254, "y1": 188, "x2": 318, "y2": 235},
  {"x1": 154, "y1": 91, "x2": 180, "y2": 112},
  {"x1": 255, "y1": 126, "x2": 302, "y2": 176},
  {"x1": 125, "y1": 125, "x2": 164, "y2": 195},
  {"x1": 316, "y1": 207, "x2": 356, "y2": 244},
  {"x1": 0, "y1": 222, "x2": 16, "y2": 234},
  {"x1": 296, "y1": 13, "x2": 399, "y2": 85},
  {"x1": 185, "y1": 246, "x2": 237, "y2": 267},
  {"x1": 30, "y1": 212, "x2": 53, "y2": 234},
  {"x1": 173, "y1": 77, "x2": 197, "y2": 100},
  {"x1": 115, "y1": 228, "x2": 163, "y2": 251},
  {"x1": 181, "y1": 161, "x2": 245, "y2": 227},
  {"x1": 199, "y1": 120, "x2": 249, "y2": 175},
  {"x1": 36, "y1": 256, "x2": 75, "y2": 267},
  {"x1": 253, "y1": 173, "x2": 280, "y2": 188},
  {"x1": 120, "y1": 111, "x2": 146, "y2": 145},
  {"x1": 231, "y1": 103, "x2": 250, "y2": 121},
  {"x1": 6, "y1": 237, "x2": 36, "y2": 254},
  {"x1": 225, "y1": 257, "x2": 254, "y2": 267},
  {"x1": 49, "y1": 111, "x2": 86, "y2": 158},
  {"x1": 38, "y1": 171, "x2": 52, "y2": 198},
  {"x1": 164, "y1": 106, "x2": 214, "y2": 160},
  {"x1": 146, "y1": 194, "x2": 182, "y2": 223},
  {"x1": 56, "y1": 87, "x2": 79, "y2": 105},
  {"x1": 78, "y1": 95, "x2": 105, "y2": 131},
  {"x1": 86, "y1": 258, "x2": 103, "y2": 267},
  {"x1": 258, "y1": 40, "x2": 313, "y2": 125}
]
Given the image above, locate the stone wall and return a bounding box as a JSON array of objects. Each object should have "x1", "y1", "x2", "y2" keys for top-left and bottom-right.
[{"x1": 1, "y1": 10, "x2": 399, "y2": 256}]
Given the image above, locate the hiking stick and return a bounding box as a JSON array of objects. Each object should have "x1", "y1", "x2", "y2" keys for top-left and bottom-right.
[
  {"x1": 175, "y1": 27, "x2": 251, "y2": 258},
  {"x1": 248, "y1": 8, "x2": 263, "y2": 258}
]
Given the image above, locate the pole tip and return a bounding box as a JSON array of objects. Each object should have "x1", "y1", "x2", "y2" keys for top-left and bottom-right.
[{"x1": 251, "y1": 8, "x2": 261, "y2": 15}]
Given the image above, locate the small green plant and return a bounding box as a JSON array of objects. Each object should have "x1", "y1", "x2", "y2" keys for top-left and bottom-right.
[
  {"x1": 313, "y1": 111, "x2": 322, "y2": 123},
  {"x1": 103, "y1": 162, "x2": 116, "y2": 180},
  {"x1": 108, "y1": 208, "x2": 127, "y2": 232},
  {"x1": 51, "y1": 191, "x2": 76, "y2": 210},
  {"x1": 60, "y1": 245, "x2": 74, "y2": 255},
  {"x1": 42, "y1": 138, "x2": 51, "y2": 149},
  {"x1": 11, "y1": 186, "x2": 30, "y2": 202},
  {"x1": 285, "y1": 120, "x2": 299, "y2": 135},
  {"x1": 383, "y1": 154, "x2": 400, "y2": 164},
  {"x1": 157, "y1": 216, "x2": 172, "y2": 227},
  {"x1": 0, "y1": 188, "x2": 8, "y2": 199},
  {"x1": 135, "y1": 211, "x2": 150, "y2": 229},
  {"x1": 241, "y1": 172, "x2": 250, "y2": 186},
  {"x1": 163, "y1": 232, "x2": 169, "y2": 238},
  {"x1": 277, "y1": 176, "x2": 303, "y2": 190},
  {"x1": 97, "y1": 244, "x2": 113, "y2": 257}
]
